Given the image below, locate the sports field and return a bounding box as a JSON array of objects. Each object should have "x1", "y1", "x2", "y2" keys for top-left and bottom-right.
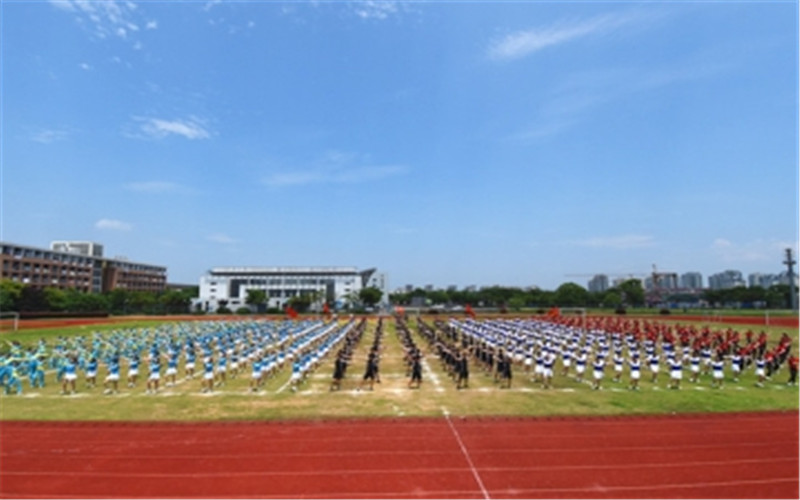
[{"x1": 1, "y1": 314, "x2": 798, "y2": 498}]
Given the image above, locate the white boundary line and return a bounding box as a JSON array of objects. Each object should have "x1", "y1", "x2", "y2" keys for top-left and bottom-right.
[
  {"x1": 3, "y1": 477, "x2": 797, "y2": 499},
  {"x1": 442, "y1": 407, "x2": 490, "y2": 500},
  {"x1": 421, "y1": 359, "x2": 445, "y2": 392}
]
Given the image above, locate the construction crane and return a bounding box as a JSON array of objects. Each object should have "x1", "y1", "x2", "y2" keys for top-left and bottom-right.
[{"x1": 649, "y1": 264, "x2": 679, "y2": 306}]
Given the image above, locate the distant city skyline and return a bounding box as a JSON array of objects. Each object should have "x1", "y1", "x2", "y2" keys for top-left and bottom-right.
[{"x1": 2, "y1": 2, "x2": 797, "y2": 291}]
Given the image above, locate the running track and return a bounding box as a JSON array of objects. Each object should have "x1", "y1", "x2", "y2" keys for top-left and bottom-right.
[{"x1": 1, "y1": 411, "x2": 797, "y2": 499}]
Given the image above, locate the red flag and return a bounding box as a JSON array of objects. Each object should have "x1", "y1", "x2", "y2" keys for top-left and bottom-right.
[
  {"x1": 465, "y1": 304, "x2": 476, "y2": 319},
  {"x1": 323, "y1": 303, "x2": 331, "y2": 316},
  {"x1": 547, "y1": 307, "x2": 560, "y2": 319},
  {"x1": 285, "y1": 305, "x2": 298, "y2": 319}
]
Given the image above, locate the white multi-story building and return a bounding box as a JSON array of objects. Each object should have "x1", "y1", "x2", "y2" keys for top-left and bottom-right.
[
  {"x1": 680, "y1": 272, "x2": 704, "y2": 290},
  {"x1": 588, "y1": 274, "x2": 609, "y2": 293},
  {"x1": 50, "y1": 241, "x2": 104, "y2": 258},
  {"x1": 708, "y1": 270, "x2": 746, "y2": 290},
  {"x1": 196, "y1": 266, "x2": 387, "y2": 312}
]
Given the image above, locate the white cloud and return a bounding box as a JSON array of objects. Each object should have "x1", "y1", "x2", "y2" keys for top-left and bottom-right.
[
  {"x1": 711, "y1": 238, "x2": 795, "y2": 263},
  {"x1": 488, "y1": 12, "x2": 642, "y2": 61},
  {"x1": 95, "y1": 218, "x2": 133, "y2": 231},
  {"x1": 573, "y1": 235, "x2": 656, "y2": 250},
  {"x1": 207, "y1": 233, "x2": 237, "y2": 244},
  {"x1": 124, "y1": 181, "x2": 194, "y2": 194},
  {"x1": 49, "y1": 0, "x2": 153, "y2": 46},
  {"x1": 132, "y1": 116, "x2": 211, "y2": 140},
  {"x1": 30, "y1": 128, "x2": 69, "y2": 144},
  {"x1": 352, "y1": 1, "x2": 399, "y2": 20},
  {"x1": 263, "y1": 162, "x2": 408, "y2": 188},
  {"x1": 79, "y1": 62, "x2": 92, "y2": 70},
  {"x1": 145, "y1": 20, "x2": 158, "y2": 30},
  {"x1": 508, "y1": 56, "x2": 730, "y2": 143}
]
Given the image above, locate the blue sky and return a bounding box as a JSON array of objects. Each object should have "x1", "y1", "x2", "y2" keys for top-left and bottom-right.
[{"x1": 1, "y1": 0, "x2": 798, "y2": 291}]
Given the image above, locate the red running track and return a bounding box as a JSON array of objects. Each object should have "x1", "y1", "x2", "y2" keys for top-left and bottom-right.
[{"x1": 1, "y1": 412, "x2": 797, "y2": 499}]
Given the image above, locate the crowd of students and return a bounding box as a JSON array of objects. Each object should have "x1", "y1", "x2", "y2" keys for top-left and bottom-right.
[
  {"x1": 330, "y1": 319, "x2": 367, "y2": 391},
  {"x1": 1, "y1": 315, "x2": 797, "y2": 395},
  {"x1": 0, "y1": 318, "x2": 358, "y2": 396},
  {"x1": 438, "y1": 316, "x2": 797, "y2": 390}
]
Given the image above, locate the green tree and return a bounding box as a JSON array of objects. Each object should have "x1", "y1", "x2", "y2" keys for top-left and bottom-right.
[
  {"x1": 359, "y1": 287, "x2": 384, "y2": 308},
  {"x1": 65, "y1": 289, "x2": 109, "y2": 312},
  {"x1": 618, "y1": 279, "x2": 645, "y2": 307},
  {"x1": 507, "y1": 296, "x2": 526, "y2": 311},
  {"x1": 288, "y1": 295, "x2": 312, "y2": 313},
  {"x1": 44, "y1": 287, "x2": 69, "y2": 312},
  {"x1": 159, "y1": 290, "x2": 190, "y2": 314},
  {"x1": 19, "y1": 287, "x2": 48, "y2": 312},
  {"x1": 601, "y1": 290, "x2": 622, "y2": 309},
  {"x1": 554, "y1": 283, "x2": 589, "y2": 307},
  {"x1": 0, "y1": 279, "x2": 24, "y2": 312},
  {"x1": 128, "y1": 291, "x2": 157, "y2": 314},
  {"x1": 245, "y1": 289, "x2": 267, "y2": 313}
]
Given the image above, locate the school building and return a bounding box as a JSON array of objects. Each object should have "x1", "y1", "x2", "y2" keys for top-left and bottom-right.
[
  {"x1": 196, "y1": 266, "x2": 388, "y2": 312},
  {"x1": 0, "y1": 240, "x2": 167, "y2": 294}
]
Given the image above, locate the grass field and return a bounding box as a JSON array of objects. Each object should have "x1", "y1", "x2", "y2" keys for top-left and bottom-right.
[{"x1": 0, "y1": 316, "x2": 797, "y2": 421}]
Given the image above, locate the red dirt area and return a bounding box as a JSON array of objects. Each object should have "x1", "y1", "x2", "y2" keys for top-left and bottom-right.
[{"x1": 1, "y1": 411, "x2": 797, "y2": 499}]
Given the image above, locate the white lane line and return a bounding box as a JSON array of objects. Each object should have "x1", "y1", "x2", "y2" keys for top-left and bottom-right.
[
  {"x1": 422, "y1": 359, "x2": 445, "y2": 392},
  {"x1": 442, "y1": 407, "x2": 490, "y2": 500}
]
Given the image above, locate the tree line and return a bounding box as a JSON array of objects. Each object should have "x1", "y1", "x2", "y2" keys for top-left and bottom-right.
[
  {"x1": 0, "y1": 280, "x2": 198, "y2": 316},
  {"x1": 1, "y1": 278, "x2": 795, "y2": 317},
  {"x1": 389, "y1": 280, "x2": 797, "y2": 310}
]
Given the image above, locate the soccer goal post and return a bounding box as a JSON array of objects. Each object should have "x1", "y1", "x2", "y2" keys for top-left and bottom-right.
[{"x1": 0, "y1": 312, "x2": 20, "y2": 332}]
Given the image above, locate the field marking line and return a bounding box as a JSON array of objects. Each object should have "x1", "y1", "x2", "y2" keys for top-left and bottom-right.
[
  {"x1": 485, "y1": 476, "x2": 799, "y2": 496},
  {"x1": 442, "y1": 407, "x2": 490, "y2": 500},
  {"x1": 421, "y1": 359, "x2": 445, "y2": 392},
  {"x1": 5, "y1": 440, "x2": 787, "y2": 460}
]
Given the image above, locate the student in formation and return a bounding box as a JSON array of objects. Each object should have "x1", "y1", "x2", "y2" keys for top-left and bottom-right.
[
  {"x1": 127, "y1": 354, "x2": 140, "y2": 388},
  {"x1": 731, "y1": 350, "x2": 743, "y2": 382},
  {"x1": 523, "y1": 348, "x2": 533, "y2": 376},
  {"x1": 787, "y1": 355, "x2": 798, "y2": 386},
  {"x1": 103, "y1": 355, "x2": 121, "y2": 394},
  {"x1": 668, "y1": 355, "x2": 682, "y2": 390},
  {"x1": 561, "y1": 346, "x2": 572, "y2": 377},
  {"x1": 701, "y1": 345, "x2": 713, "y2": 375},
  {"x1": 628, "y1": 353, "x2": 642, "y2": 390},
  {"x1": 61, "y1": 355, "x2": 78, "y2": 395},
  {"x1": 408, "y1": 348, "x2": 423, "y2": 389},
  {"x1": 201, "y1": 356, "x2": 215, "y2": 393},
  {"x1": 250, "y1": 356, "x2": 262, "y2": 392},
  {"x1": 591, "y1": 355, "x2": 605, "y2": 390},
  {"x1": 146, "y1": 354, "x2": 161, "y2": 394},
  {"x1": 574, "y1": 349, "x2": 587, "y2": 383},
  {"x1": 456, "y1": 349, "x2": 470, "y2": 390},
  {"x1": 533, "y1": 349, "x2": 544, "y2": 383},
  {"x1": 165, "y1": 350, "x2": 179, "y2": 387},
  {"x1": 27, "y1": 354, "x2": 45, "y2": 389},
  {"x1": 85, "y1": 356, "x2": 98, "y2": 389},
  {"x1": 754, "y1": 355, "x2": 767, "y2": 387},
  {"x1": 542, "y1": 349, "x2": 555, "y2": 389},
  {"x1": 711, "y1": 355, "x2": 725, "y2": 389},
  {"x1": 2, "y1": 360, "x2": 23, "y2": 395},
  {"x1": 688, "y1": 350, "x2": 701, "y2": 383},
  {"x1": 612, "y1": 351, "x2": 624, "y2": 383},
  {"x1": 184, "y1": 348, "x2": 196, "y2": 379},
  {"x1": 648, "y1": 352, "x2": 660, "y2": 383},
  {"x1": 289, "y1": 360, "x2": 302, "y2": 392},
  {"x1": 359, "y1": 350, "x2": 379, "y2": 391},
  {"x1": 216, "y1": 353, "x2": 228, "y2": 387},
  {"x1": 330, "y1": 352, "x2": 347, "y2": 391}
]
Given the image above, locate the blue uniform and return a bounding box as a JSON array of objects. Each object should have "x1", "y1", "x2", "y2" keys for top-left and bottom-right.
[{"x1": 28, "y1": 357, "x2": 45, "y2": 388}]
